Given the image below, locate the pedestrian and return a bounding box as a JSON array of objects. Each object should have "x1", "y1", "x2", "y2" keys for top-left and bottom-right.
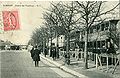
[
  {"x1": 44, "y1": 47, "x2": 48, "y2": 57},
  {"x1": 64, "y1": 52, "x2": 67, "y2": 64},
  {"x1": 64, "y1": 52, "x2": 70, "y2": 65},
  {"x1": 30, "y1": 47, "x2": 34, "y2": 59},
  {"x1": 52, "y1": 47, "x2": 56, "y2": 60},
  {"x1": 32, "y1": 46, "x2": 41, "y2": 67}
]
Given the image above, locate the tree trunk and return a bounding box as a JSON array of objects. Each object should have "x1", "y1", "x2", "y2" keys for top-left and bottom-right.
[
  {"x1": 43, "y1": 39, "x2": 46, "y2": 54},
  {"x1": 50, "y1": 37, "x2": 52, "y2": 57},
  {"x1": 47, "y1": 38, "x2": 49, "y2": 47},
  {"x1": 66, "y1": 31, "x2": 70, "y2": 65},
  {"x1": 84, "y1": 29, "x2": 88, "y2": 69},
  {"x1": 66, "y1": 33, "x2": 70, "y2": 53},
  {"x1": 46, "y1": 37, "x2": 49, "y2": 55},
  {"x1": 56, "y1": 32, "x2": 59, "y2": 58}
]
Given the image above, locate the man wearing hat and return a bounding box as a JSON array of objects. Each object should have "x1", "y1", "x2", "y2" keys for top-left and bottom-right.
[{"x1": 32, "y1": 46, "x2": 41, "y2": 67}]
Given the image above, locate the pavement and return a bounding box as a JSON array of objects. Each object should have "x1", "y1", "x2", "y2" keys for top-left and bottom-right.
[
  {"x1": 40, "y1": 55, "x2": 88, "y2": 78},
  {"x1": 40, "y1": 54, "x2": 120, "y2": 78},
  {"x1": 0, "y1": 50, "x2": 75, "y2": 78},
  {"x1": 1, "y1": 50, "x2": 119, "y2": 78}
]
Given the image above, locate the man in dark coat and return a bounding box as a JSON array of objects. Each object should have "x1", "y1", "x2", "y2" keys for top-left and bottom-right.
[
  {"x1": 52, "y1": 47, "x2": 56, "y2": 60},
  {"x1": 44, "y1": 47, "x2": 48, "y2": 57},
  {"x1": 32, "y1": 46, "x2": 41, "y2": 67},
  {"x1": 64, "y1": 52, "x2": 70, "y2": 65},
  {"x1": 30, "y1": 47, "x2": 34, "y2": 59}
]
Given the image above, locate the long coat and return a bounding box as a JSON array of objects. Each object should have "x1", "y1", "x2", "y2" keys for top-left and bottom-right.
[
  {"x1": 52, "y1": 48, "x2": 56, "y2": 58},
  {"x1": 32, "y1": 48, "x2": 40, "y2": 61},
  {"x1": 44, "y1": 48, "x2": 48, "y2": 55},
  {"x1": 30, "y1": 48, "x2": 34, "y2": 58}
]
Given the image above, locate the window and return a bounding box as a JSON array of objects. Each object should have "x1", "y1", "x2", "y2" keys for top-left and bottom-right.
[
  {"x1": 97, "y1": 25, "x2": 100, "y2": 31},
  {"x1": 101, "y1": 41, "x2": 105, "y2": 48},
  {"x1": 93, "y1": 41, "x2": 97, "y2": 48},
  {"x1": 105, "y1": 22, "x2": 109, "y2": 30},
  {"x1": 97, "y1": 41, "x2": 100, "y2": 48},
  {"x1": 87, "y1": 42, "x2": 90, "y2": 48},
  {"x1": 90, "y1": 27, "x2": 93, "y2": 33},
  {"x1": 76, "y1": 31, "x2": 80, "y2": 33},
  {"x1": 110, "y1": 23, "x2": 116, "y2": 31},
  {"x1": 93, "y1": 26, "x2": 96, "y2": 33},
  {"x1": 89, "y1": 42, "x2": 93, "y2": 48},
  {"x1": 101, "y1": 23, "x2": 104, "y2": 31},
  {"x1": 82, "y1": 31, "x2": 85, "y2": 35},
  {"x1": 52, "y1": 43, "x2": 55, "y2": 46}
]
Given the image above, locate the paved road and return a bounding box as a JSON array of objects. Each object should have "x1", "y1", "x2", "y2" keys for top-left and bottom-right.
[{"x1": 0, "y1": 50, "x2": 75, "y2": 78}]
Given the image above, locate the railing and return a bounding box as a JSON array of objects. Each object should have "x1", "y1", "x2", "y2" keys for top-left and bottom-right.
[{"x1": 60, "y1": 50, "x2": 120, "y2": 73}]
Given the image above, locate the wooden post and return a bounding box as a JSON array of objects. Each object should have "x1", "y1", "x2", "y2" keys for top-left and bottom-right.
[
  {"x1": 107, "y1": 55, "x2": 109, "y2": 72},
  {"x1": 96, "y1": 54, "x2": 98, "y2": 69},
  {"x1": 81, "y1": 51, "x2": 82, "y2": 59},
  {"x1": 94, "y1": 53, "x2": 96, "y2": 61},
  {"x1": 114, "y1": 57, "x2": 116, "y2": 65},
  {"x1": 112, "y1": 59, "x2": 120, "y2": 74},
  {"x1": 98, "y1": 55, "x2": 102, "y2": 69},
  {"x1": 112, "y1": 54, "x2": 114, "y2": 65}
]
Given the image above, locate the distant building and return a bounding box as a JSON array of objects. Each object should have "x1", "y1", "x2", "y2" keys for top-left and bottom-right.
[
  {"x1": 0, "y1": 40, "x2": 13, "y2": 50},
  {"x1": 48, "y1": 35, "x2": 65, "y2": 48},
  {"x1": 73, "y1": 19, "x2": 120, "y2": 65}
]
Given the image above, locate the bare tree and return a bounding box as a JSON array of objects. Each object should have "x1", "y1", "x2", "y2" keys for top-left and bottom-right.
[
  {"x1": 75, "y1": 1, "x2": 120, "y2": 69},
  {"x1": 49, "y1": 2, "x2": 81, "y2": 64},
  {"x1": 30, "y1": 26, "x2": 49, "y2": 52},
  {"x1": 43, "y1": 11, "x2": 61, "y2": 58},
  {"x1": 43, "y1": 18, "x2": 55, "y2": 57}
]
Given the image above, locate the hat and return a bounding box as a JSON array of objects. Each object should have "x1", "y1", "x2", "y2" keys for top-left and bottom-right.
[{"x1": 35, "y1": 46, "x2": 37, "y2": 48}]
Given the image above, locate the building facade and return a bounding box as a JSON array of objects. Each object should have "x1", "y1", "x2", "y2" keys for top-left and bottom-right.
[{"x1": 78, "y1": 19, "x2": 120, "y2": 54}]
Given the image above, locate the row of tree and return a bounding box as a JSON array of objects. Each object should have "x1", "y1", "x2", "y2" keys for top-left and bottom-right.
[{"x1": 29, "y1": 1, "x2": 119, "y2": 69}]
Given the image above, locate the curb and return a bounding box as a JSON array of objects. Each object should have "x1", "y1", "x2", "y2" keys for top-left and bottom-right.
[{"x1": 40, "y1": 55, "x2": 88, "y2": 78}]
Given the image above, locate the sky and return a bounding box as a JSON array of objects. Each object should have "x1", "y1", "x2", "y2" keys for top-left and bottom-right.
[
  {"x1": 0, "y1": 1, "x2": 51, "y2": 45},
  {"x1": 0, "y1": 1, "x2": 119, "y2": 45}
]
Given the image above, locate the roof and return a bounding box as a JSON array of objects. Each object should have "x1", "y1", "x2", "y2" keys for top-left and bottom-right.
[{"x1": 0, "y1": 40, "x2": 13, "y2": 46}]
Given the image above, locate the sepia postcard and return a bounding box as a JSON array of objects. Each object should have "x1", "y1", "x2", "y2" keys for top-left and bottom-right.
[{"x1": 0, "y1": 0, "x2": 120, "y2": 78}]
